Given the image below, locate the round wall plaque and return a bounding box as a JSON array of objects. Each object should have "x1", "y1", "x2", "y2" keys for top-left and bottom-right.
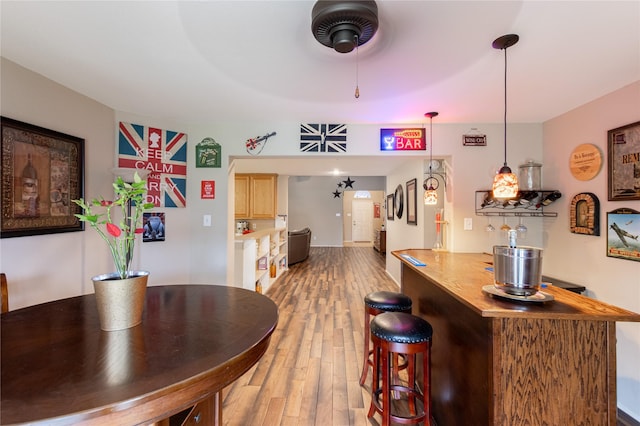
[{"x1": 569, "y1": 143, "x2": 602, "y2": 181}]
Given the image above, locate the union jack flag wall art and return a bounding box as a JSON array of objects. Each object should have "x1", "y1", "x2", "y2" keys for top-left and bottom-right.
[
  {"x1": 118, "y1": 122, "x2": 188, "y2": 208},
  {"x1": 300, "y1": 123, "x2": 347, "y2": 153}
]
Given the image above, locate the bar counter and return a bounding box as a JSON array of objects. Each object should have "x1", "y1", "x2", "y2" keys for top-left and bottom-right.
[{"x1": 393, "y1": 249, "x2": 640, "y2": 426}]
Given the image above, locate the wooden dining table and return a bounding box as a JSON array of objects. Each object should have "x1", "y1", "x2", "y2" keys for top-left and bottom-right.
[{"x1": 1, "y1": 284, "x2": 278, "y2": 425}]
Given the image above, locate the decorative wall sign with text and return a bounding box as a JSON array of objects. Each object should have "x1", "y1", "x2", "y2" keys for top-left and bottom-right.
[
  {"x1": 462, "y1": 129, "x2": 487, "y2": 146},
  {"x1": 606, "y1": 208, "x2": 639, "y2": 262},
  {"x1": 195, "y1": 137, "x2": 221, "y2": 168},
  {"x1": 201, "y1": 180, "x2": 215, "y2": 199},
  {"x1": 570, "y1": 143, "x2": 602, "y2": 181},
  {"x1": 300, "y1": 123, "x2": 347, "y2": 153},
  {"x1": 118, "y1": 122, "x2": 187, "y2": 208},
  {"x1": 380, "y1": 128, "x2": 426, "y2": 151}
]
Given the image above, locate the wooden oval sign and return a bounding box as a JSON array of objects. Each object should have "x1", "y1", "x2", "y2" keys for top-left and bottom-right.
[{"x1": 570, "y1": 143, "x2": 602, "y2": 181}]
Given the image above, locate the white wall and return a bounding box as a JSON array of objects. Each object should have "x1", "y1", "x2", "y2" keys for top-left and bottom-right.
[
  {"x1": 1, "y1": 58, "x2": 116, "y2": 307},
  {"x1": 542, "y1": 81, "x2": 640, "y2": 418}
]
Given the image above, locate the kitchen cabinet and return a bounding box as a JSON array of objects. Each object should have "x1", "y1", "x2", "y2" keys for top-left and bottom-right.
[{"x1": 235, "y1": 174, "x2": 277, "y2": 219}]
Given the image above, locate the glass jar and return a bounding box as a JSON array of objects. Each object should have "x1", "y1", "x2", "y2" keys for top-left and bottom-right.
[{"x1": 518, "y1": 160, "x2": 542, "y2": 191}]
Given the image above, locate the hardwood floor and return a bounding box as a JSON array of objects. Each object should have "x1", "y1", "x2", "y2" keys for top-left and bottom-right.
[{"x1": 222, "y1": 247, "x2": 399, "y2": 426}]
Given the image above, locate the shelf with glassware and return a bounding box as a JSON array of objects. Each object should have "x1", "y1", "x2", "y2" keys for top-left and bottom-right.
[{"x1": 475, "y1": 190, "x2": 561, "y2": 217}]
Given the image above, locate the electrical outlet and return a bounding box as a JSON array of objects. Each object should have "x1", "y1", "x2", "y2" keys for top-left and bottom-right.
[{"x1": 464, "y1": 217, "x2": 473, "y2": 230}]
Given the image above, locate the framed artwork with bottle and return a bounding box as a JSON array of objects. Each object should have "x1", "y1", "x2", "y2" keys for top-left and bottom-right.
[
  {"x1": 607, "y1": 120, "x2": 640, "y2": 201},
  {"x1": 1, "y1": 116, "x2": 84, "y2": 238}
]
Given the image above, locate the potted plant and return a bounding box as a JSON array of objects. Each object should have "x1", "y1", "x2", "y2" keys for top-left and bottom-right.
[{"x1": 73, "y1": 171, "x2": 155, "y2": 331}]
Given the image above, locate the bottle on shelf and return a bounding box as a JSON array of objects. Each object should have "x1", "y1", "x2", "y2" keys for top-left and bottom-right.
[
  {"x1": 481, "y1": 192, "x2": 496, "y2": 208},
  {"x1": 518, "y1": 191, "x2": 539, "y2": 206},
  {"x1": 536, "y1": 191, "x2": 562, "y2": 208}
]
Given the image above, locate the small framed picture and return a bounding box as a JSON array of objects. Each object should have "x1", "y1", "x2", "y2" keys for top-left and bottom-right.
[
  {"x1": 143, "y1": 212, "x2": 165, "y2": 242},
  {"x1": 386, "y1": 194, "x2": 394, "y2": 221},
  {"x1": 569, "y1": 192, "x2": 599, "y2": 236},
  {"x1": 606, "y1": 208, "x2": 639, "y2": 262}
]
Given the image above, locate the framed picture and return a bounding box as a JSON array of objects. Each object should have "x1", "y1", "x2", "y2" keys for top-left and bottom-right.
[
  {"x1": 406, "y1": 178, "x2": 417, "y2": 225},
  {"x1": 606, "y1": 208, "x2": 639, "y2": 262},
  {"x1": 607, "y1": 120, "x2": 640, "y2": 201},
  {"x1": 386, "y1": 194, "x2": 394, "y2": 221},
  {"x1": 143, "y1": 212, "x2": 165, "y2": 242},
  {"x1": 1, "y1": 117, "x2": 84, "y2": 238},
  {"x1": 569, "y1": 192, "x2": 599, "y2": 236}
]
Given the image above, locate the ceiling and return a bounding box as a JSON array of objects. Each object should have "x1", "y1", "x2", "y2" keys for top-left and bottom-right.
[{"x1": 1, "y1": 1, "x2": 639, "y2": 176}]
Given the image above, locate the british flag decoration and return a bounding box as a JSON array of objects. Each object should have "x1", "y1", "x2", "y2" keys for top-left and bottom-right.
[
  {"x1": 118, "y1": 122, "x2": 188, "y2": 208},
  {"x1": 300, "y1": 123, "x2": 347, "y2": 153}
]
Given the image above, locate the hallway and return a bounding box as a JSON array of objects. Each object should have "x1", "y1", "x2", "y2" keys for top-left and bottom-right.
[{"x1": 222, "y1": 247, "x2": 399, "y2": 425}]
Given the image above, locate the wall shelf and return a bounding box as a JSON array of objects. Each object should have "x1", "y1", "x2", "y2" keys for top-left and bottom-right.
[{"x1": 475, "y1": 190, "x2": 559, "y2": 217}]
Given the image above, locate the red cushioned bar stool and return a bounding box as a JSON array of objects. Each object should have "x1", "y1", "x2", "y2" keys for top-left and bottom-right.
[
  {"x1": 367, "y1": 312, "x2": 433, "y2": 426},
  {"x1": 359, "y1": 291, "x2": 412, "y2": 386}
]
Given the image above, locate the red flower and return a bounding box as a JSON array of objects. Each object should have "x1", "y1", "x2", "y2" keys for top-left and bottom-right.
[
  {"x1": 100, "y1": 200, "x2": 113, "y2": 207},
  {"x1": 106, "y1": 223, "x2": 122, "y2": 237}
]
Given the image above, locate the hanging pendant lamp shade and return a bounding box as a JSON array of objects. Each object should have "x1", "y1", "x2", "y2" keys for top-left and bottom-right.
[
  {"x1": 424, "y1": 185, "x2": 438, "y2": 205},
  {"x1": 492, "y1": 34, "x2": 519, "y2": 199},
  {"x1": 424, "y1": 112, "x2": 439, "y2": 205}
]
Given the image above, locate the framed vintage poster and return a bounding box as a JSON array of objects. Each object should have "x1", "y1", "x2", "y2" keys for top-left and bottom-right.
[
  {"x1": 570, "y1": 192, "x2": 600, "y2": 236},
  {"x1": 386, "y1": 194, "x2": 394, "y2": 221},
  {"x1": 1, "y1": 117, "x2": 84, "y2": 238},
  {"x1": 406, "y1": 178, "x2": 417, "y2": 225},
  {"x1": 607, "y1": 120, "x2": 640, "y2": 201},
  {"x1": 606, "y1": 208, "x2": 639, "y2": 262}
]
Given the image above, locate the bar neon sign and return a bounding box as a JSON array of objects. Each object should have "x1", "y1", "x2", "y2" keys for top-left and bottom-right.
[{"x1": 380, "y1": 128, "x2": 426, "y2": 151}]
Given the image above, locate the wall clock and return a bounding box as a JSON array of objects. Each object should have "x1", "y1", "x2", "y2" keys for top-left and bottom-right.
[{"x1": 394, "y1": 184, "x2": 404, "y2": 219}]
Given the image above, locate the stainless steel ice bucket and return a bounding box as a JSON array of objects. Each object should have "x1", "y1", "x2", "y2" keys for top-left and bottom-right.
[{"x1": 493, "y1": 246, "x2": 543, "y2": 296}]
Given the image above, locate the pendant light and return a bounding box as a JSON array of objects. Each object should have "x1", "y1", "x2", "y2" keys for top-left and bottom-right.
[
  {"x1": 491, "y1": 34, "x2": 519, "y2": 199},
  {"x1": 423, "y1": 112, "x2": 439, "y2": 205}
]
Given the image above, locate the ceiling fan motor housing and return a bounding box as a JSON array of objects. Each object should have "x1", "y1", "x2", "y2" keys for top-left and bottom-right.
[{"x1": 311, "y1": 0, "x2": 379, "y2": 53}]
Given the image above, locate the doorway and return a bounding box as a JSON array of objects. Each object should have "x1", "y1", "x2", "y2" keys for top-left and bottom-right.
[{"x1": 351, "y1": 199, "x2": 373, "y2": 242}]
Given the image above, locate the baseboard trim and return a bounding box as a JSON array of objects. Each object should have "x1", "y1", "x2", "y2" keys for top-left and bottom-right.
[{"x1": 619, "y1": 408, "x2": 640, "y2": 426}]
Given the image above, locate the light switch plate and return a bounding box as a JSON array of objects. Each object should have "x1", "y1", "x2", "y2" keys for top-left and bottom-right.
[
  {"x1": 203, "y1": 214, "x2": 211, "y2": 227},
  {"x1": 464, "y1": 217, "x2": 473, "y2": 230}
]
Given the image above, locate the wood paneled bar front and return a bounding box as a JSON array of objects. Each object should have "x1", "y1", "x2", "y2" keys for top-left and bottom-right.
[{"x1": 392, "y1": 249, "x2": 640, "y2": 426}]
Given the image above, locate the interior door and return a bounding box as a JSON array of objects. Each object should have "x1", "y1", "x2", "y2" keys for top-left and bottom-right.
[{"x1": 352, "y1": 200, "x2": 373, "y2": 242}]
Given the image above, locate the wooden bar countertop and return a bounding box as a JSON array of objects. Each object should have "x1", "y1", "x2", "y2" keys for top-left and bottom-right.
[{"x1": 393, "y1": 249, "x2": 640, "y2": 322}]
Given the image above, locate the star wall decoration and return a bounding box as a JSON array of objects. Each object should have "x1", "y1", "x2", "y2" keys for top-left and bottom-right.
[
  {"x1": 337, "y1": 182, "x2": 343, "y2": 188},
  {"x1": 333, "y1": 190, "x2": 342, "y2": 198},
  {"x1": 343, "y1": 177, "x2": 355, "y2": 188}
]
